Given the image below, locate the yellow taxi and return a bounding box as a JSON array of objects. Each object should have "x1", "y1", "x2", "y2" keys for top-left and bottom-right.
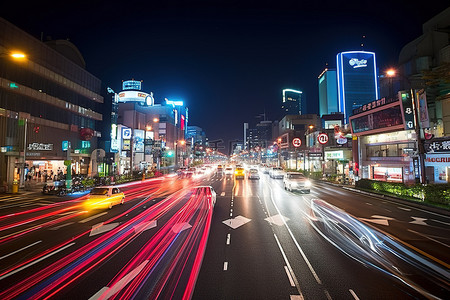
[
  {"x1": 234, "y1": 167, "x2": 245, "y2": 179},
  {"x1": 84, "y1": 186, "x2": 125, "y2": 210}
]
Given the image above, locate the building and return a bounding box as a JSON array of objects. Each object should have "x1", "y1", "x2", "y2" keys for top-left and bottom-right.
[
  {"x1": 336, "y1": 51, "x2": 379, "y2": 123},
  {"x1": 114, "y1": 83, "x2": 188, "y2": 173},
  {"x1": 186, "y1": 126, "x2": 206, "y2": 146},
  {"x1": 0, "y1": 18, "x2": 104, "y2": 191},
  {"x1": 282, "y1": 89, "x2": 303, "y2": 115},
  {"x1": 318, "y1": 68, "x2": 338, "y2": 117}
]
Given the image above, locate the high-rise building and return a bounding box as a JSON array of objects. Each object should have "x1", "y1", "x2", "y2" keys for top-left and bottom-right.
[
  {"x1": 318, "y1": 68, "x2": 338, "y2": 117},
  {"x1": 0, "y1": 18, "x2": 104, "y2": 189},
  {"x1": 282, "y1": 89, "x2": 303, "y2": 115},
  {"x1": 336, "y1": 51, "x2": 379, "y2": 123}
]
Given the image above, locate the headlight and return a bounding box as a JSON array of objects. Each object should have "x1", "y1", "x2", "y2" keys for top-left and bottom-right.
[{"x1": 304, "y1": 180, "x2": 311, "y2": 187}]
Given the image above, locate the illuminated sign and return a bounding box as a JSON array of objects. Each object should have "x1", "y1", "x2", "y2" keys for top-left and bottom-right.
[
  {"x1": 336, "y1": 136, "x2": 348, "y2": 145},
  {"x1": 292, "y1": 138, "x2": 302, "y2": 148},
  {"x1": 118, "y1": 91, "x2": 153, "y2": 105},
  {"x1": 398, "y1": 90, "x2": 415, "y2": 130},
  {"x1": 181, "y1": 115, "x2": 185, "y2": 131},
  {"x1": 317, "y1": 133, "x2": 328, "y2": 145},
  {"x1": 111, "y1": 139, "x2": 119, "y2": 151},
  {"x1": 122, "y1": 139, "x2": 131, "y2": 151},
  {"x1": 122, "y1": 80, "x2": 141, "y2": 90},
  {"x1": 325, "y1": 150, "x2": 344, "y2": 160},
  {"x1": 28, "y1": 143, "x2": 53, "y2": 151},
  {"x1": 349, "y1": 58, "x2": 367, "y2": 68},
  {"x1": 165, "y1": 98, "x2": 184, "y2": 106},
  {"x1": 122, "y1": 128, "x2": 132, "y2": 139}
]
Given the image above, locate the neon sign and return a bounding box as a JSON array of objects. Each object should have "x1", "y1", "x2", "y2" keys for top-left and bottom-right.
[{"x1": 349, "y1": 58, "x2": 367, "y2": 68}]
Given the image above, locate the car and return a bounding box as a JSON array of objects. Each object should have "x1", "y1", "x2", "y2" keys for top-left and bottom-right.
[
  {"x1": 283, "y1": 172, "x2": 311, "y2": 193},
  {"x1": 84, "y1": 186, "x2": 125, "y2": 210},
  {"x1": 194, "y1": 186, "x2": 217, "y2": 206},
  {"x1": 224, "y1": 166, "x2": 234, "y2": 176},
  {"x1": 248, "y1": 168, "x2": 260, "y2": 179},
  {"x1": 234, "y1": 167, "x2": 245, "y2": 179},
  {"x1": 269, "y1": 167, "x2": 284, "y2": 179}
]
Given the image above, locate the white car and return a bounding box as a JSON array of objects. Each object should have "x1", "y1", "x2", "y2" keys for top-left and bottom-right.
[
  {"x1": 224, "y1": 166, "x2": 234, "y2": 176},
  {"x1": 283, "y1": 172, "x2": 311, "y2": 193},
  {"x1": 269, "y1": 167, "x2": 284, "y2": 179},
  {"x1": 194, "y1": 186, "x2": 217, "y2": 206},
  {"x1": 248, "y1": 168, "x2": 260, "y2": 179}
]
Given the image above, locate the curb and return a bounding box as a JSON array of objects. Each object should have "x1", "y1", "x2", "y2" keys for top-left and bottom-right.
[{"x1": 315, "y1": 179, "x2": 450, "y2": 217}]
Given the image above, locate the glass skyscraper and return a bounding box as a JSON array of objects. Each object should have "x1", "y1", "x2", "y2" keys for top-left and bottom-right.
[{"x1": 336, "y1": 51, "x2": 379, "y2": 123}]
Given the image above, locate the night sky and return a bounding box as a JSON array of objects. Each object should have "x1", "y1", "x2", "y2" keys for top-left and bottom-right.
[{"x1": 1, "y1": 1, "x2": 449, "y2": 149}]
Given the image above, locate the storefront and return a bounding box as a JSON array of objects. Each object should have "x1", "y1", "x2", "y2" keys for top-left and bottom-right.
[
  {"x1": 324, "y1": 148, "x2": 352, "y2": 175},
  {"x1": 425, "y1": 154, "x2": 450, "y2": 183}
]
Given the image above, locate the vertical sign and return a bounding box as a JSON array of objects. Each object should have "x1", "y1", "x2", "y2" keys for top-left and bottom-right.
[{"x1": 399, "y1": 90, "x2": 415, "y2": 130}]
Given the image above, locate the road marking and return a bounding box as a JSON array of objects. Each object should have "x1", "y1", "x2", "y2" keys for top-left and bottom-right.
[
  {"x1": 349, "y1": 289, "x2": 360, "y2": 300},
  {"x1": 222, "y1": 215, "x2": 251, "y2": 229},
  {"x1": 274, "y1": 234, "x2": 303, "y2": 297},
  {"x1": 431, "y1": 219, "x2": 450, "y2": 226},
  {"x1": 397, "y1": 206, "x2": 411, "y2": 211},
  {"x1": 290, "y1": 296, "x2": 303, "y2": 300},
  {"x1": 0, "y1": 242, "x2": 75, "y2": 281},
  {"x1": 410, "y1": 217, "x2": 428, "y2": 226},
  {"x1": 223, "y1": 261, "x2": 228, "y2": 271},
  {"x1": 226, "y1": 233, "x2": 231, "y2": 245},
  {"x1": 408, "y1": 229, "x2": 450, "y2": 248},
  {"x1": 268, "y1": 185, "x2": 322, "y2": 285},
  {"x1": 89, "y1": 260, "x2": 149, "y2": 300},
  {"x1": 284, "y1": 266, "x2": 295, "y2": 287},
  {"x1": 89, "y1": 222, "x2": 119, "y2": 237},
  {"x1": 0, "y1": 240, "x2": 42, "y2": 260},
  {"x1": 79, "y1": 212, "x2": 108, "y2": 223},
  {"x1": 220, "y1": 192, "x2": 225, "y2": 196},
  {"x1": 49, "y1": 222, "x2": 74, "y2": 230},
  {"x1": 134, "y1": 220, "x2": 157, "y2": 233},
  {"x1": 265, "y1": 214, "x2": 289, "y2": 226},
  {"x1": 172, "y1": 222, "x2": 192, "y2": 233}
]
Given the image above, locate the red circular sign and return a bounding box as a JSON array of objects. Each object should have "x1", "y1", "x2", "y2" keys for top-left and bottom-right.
[
  {"x1": 317, "y1": 133, "x2": 329, "y2": 145},
  {"x1": 292, "y1": 138, "x2": 302, "y2": 148}
]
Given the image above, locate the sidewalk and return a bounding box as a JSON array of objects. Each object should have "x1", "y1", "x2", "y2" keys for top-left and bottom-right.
[{"x1": 316, "y1": 179, "x2": 450, "y2": 217}]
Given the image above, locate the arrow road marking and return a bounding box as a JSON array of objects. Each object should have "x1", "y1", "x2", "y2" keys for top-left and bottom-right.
[
  {"x1": 89, "y1": 222, "x2": 119, "y2": 237},
  {"x1": 265, "y1": 214, "x2": 290, "y2": 226},
  {"x1": 89, "y1": 260, "x2": 149, "y2": 300},
  {"x1": 172, "y1": 222, "x2": 192, "y2": 233},
  {"x1": 134, "y1": 220, "x2": 157, "y2": 233},
  {"x1": 222, "y1": 215, "x2": 251, "y2": 229},
  {"x1": 410, "y1": 217, "x2": 428, "y2": 226}
]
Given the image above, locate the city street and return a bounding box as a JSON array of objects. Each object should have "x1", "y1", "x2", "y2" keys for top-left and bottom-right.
[{"x1": 0, "y1": 172, "x2": 448, "y2": 299}]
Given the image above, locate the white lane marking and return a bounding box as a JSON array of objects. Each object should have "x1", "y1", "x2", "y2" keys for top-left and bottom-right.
[
  {"x1": 223, "y1": 261, "x2": 228, "y2": 271},
  {"x1": 49, "y1": 222, "x2": 74, "y2": 230},
  {"x1": 398, "y1": 206, "x2": 411, "y2": 211},
  {"x1": 79, "y1": 212, "x2": 108, "y2": 223},
  {"x1": 226, "y1": 233, "x2": 231, "y2": 245},
  {"x1": 274, "y1": 234, "x2": 303, "y2": 297},
  {"x1": 0, "y1": 240, "x2": 42, "y2": 260},
  {"x1": 220, "y1": 192, "x2": 225, "y2": 196},
  {"x1": 284, "y1": 266, "x2": 295, "y2": 287},
  {"x1": 431, "y1": 219, "x2": 450, "y2": 226},
  {"x1": 0, "y1": 242, "x2": 75, "y2": 280},
  {"x1": 290, "y1": 296, "x2": 303, "y2": 300},
  {"x1": 365, "y1": 202, "x2": 373, "y2": 206},
  {"x1": 349, "y1": 289, "x2": 360, "y2": 300},
  {"x1": 268, "y1": 185, "x2": 322, "y2": 285},
  {"x1": 408, "y1": 229, "x2": 450, "y2": 248},
  {"x1": 89, "y1": 222, "x2": 119, "y2": 237},
  {"x1": 89, "y1": 260, "x2": 149, "y2": 300}
]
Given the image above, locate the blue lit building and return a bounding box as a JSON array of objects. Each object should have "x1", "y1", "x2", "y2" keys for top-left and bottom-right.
[
  {"x1": 318, "y1": 68, "x2": 338, "y2": 117},
  {"x1": 336, "y1": 51, "x2": 379, "y2": 123}
]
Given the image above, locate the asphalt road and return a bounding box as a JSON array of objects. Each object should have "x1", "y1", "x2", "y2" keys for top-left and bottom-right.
[
  {"x1": 0, "y1": 171, "x2": 448, "y2": 299},
  {"x1": 193, "y1": 172, "x2": 450, "y2": 300}
]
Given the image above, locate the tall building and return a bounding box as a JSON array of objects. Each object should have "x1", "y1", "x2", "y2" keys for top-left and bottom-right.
[
  {"x1": 336, "y1": 51, "x2": 379, "y2": 123},
  {"x1": 282, "y1": 89, "x2": 303, "y2": 115},
  {"x1": 318, "y1": 68, "x2": 338, "y2": 117},
  {"x1": 0, "y1": 18, "x2": 104, "y2": 190}
]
